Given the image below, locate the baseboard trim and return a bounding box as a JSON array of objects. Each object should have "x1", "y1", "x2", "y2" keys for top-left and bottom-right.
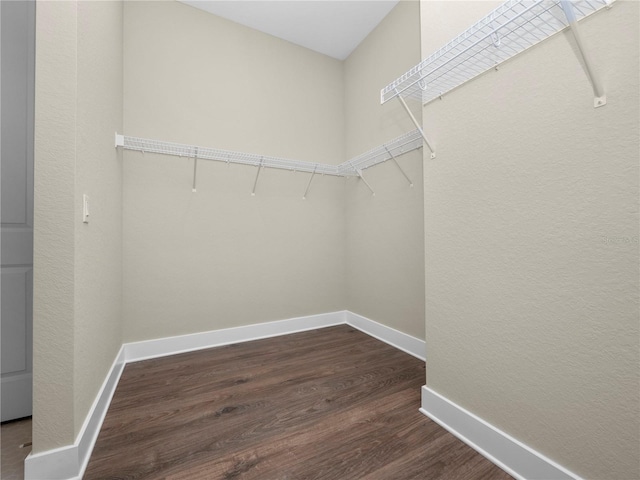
[
  {"x1": 76, "y1": 347, "x2": 126, "y2": 479},
  {"x1": 123, "y1": 311, "x2": 346, "y2": 363},
  {"x1": 24, "y1": 346, "x2": 126, "y2": 480},
  {"x1": 420, "y1": 386, "x2": 582, "y2": 480},
  {"x1": 25, "y1": 310, "x2": 425, "y2": 479},
  {"x1": 23, "y1": 444, "x2": 79, "y2": 480},
  {"x1": 345, "y1": 311, "x2": 426, "y2": 361}
]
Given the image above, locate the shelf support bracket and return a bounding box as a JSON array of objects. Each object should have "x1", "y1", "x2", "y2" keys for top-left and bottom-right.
[
  {"x1": 115, "y1": 132, "x2": 124, "y2": 148},
  {"x1": 251, "y1": 157, "x2": 263, "y2": 196},
  {"x1": 384, "y1": 146, "x2": 413, "y2": 187},
  {"x1": 192, "y1": 147, "x2": 199, "y2": 193},
  {"x1": 396, "y1": 93, "x2": 436, "y2": 158},
  {"x1": 560, "y1": 0, "x2": 606, "y2": 108},
  {"x1": 356, "y1": 169, "x2": 375, "y2": 196},
  {"x1": 302, "y1": 165, "x2": 317, "y2": 200}
]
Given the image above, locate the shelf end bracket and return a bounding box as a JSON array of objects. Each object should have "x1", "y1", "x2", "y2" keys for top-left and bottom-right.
[
  {"x1": 115, "y1": 132, "x2": 124, "y2": 148},
  {"x1": 384, "y1": 146, "x2": 413, "y2": 187},
  {"x1": 302, "y1": 166, "x2": 317, "y2": 200},
  {"x1": 396, "y1": 93, "x2": 436, "y2": 158},
  {"x1": 192, "y1": 147, "x2": 199, "y2": 193},
  {"x1": 560, "y1": 0, "x2": 607, "y2": 108},
  {"x1": 251, "y1": 158, "x2": 264, "y2": 196},
  {"x1": 356, "y1": 169, "x2": 375, "y2": 196}
]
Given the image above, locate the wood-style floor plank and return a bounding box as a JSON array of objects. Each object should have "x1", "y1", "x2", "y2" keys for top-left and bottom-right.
[{"x1": 85, "y1": 325, "x2": 512, "y2": 479}]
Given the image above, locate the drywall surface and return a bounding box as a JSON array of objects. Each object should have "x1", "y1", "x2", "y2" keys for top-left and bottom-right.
[
  {"x1": 74, "y1": 0, "x2": 124, "y2": 438},
  {"x1": 421, "y1": 1, "x2": 639, "y2": 478},
  {"x1": 33, "y1": 0, "x2": 77, "y2": 453},
  {"x1": 344, "y1": 1, "x2": 425, "y2": 340},
  {"x1": 123, "y1": 1, "x2": 344, "y2": 165},
  {"x1": 33, "y1": 0, "x2": 124, "y2": 452},
  {"x1": 122, "y1": 2, "x2": 346, "y2": 342},
  {"x1": 421, "y1": 0, "x2": 501, "y2": 54}
]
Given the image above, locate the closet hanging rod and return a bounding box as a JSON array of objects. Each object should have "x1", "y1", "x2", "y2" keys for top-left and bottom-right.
[
  {"x1": 115, "y1": 129, "x2": 424, "y2": 178},
  {"x1": 380, "y1": 0, "x2": 612, "y2": 106}
]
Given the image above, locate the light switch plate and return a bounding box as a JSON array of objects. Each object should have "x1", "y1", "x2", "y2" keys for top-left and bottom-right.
[{"x1": 83, "y1": 194, "x2": 89, "y2": 223}]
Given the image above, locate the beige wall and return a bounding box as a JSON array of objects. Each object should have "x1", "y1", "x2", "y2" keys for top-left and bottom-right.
[
  {"x1": 344, "y1": 1, "x2": 425, "y2": 340},
  {"x1": 33, "y1": 0, "x2": 78, "y2": 453},
  {"x1": 123, "y1": 1, "x2": 344, "y2": 164},
  {"x1": 33, "y1": 0, "x2": 123, "y2": 453},
  {"x1": 122, "y1": 2, "x2": 346, "y2": 342},
  {"x1": 74, "y1": 0, "x2": 124, "y2": 438},
  {"x1": 421, "y1": 2, "x2": 639, "y2": 478}
]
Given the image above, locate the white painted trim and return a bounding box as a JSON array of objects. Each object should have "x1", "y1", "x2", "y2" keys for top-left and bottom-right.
[
  {"x1": 23, "y1": 444, "x2": 78, "y2": 480},
  {"x1": 420, "y1": 386, "x2": 583, "y2": 480},
  {"x1": 24, "y1": 346, "x2": 126, "y2": 480},
  {"x1": 345, "y1": 311, "x2": 426, "y2": 361},
  {"x1": 25, "y1": 310, "x2": 425, "y2": 479},
  {"x1": 124, "y1": 311, "x2": 346, "y2": 363},
  {"x1": 76, "y1": 347, "x2": 126, "y2": 479}
]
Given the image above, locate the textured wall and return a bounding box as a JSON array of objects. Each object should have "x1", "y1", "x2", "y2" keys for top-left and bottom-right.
[
  {"x1": 33, "y1": 0, "x2": 78, "y2": 453},
  {"x1": 344, "y1": 1, "x2": 425, "y2": 340},
  {"x1": 420, "y1": 1, "x2": 639, "y2": 478},
  {"x1": 122, "y1": 2, "x2": 346, "y2": 342},
  {"x1": 123, "y1": 1, "x2": 344, "y2": 164},
  {"x1": 33, "y1": 0, "x2": 123, "y2": 453},
  {"x1": 74, "y1": 1, "x2": 124, "y2": 437}
]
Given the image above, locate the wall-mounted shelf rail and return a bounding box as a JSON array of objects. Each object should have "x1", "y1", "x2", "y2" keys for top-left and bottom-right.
[
  {"x1": 337, "y1": 129, "x2": 423, "y2": 175},
  {"x1": 115, "y1": 133, "x2": 344, "y2": 176},
  {"x1": 381, "y1": 0, "x2": 611, "y2": 107},
  {"x1": 115, "y1": 129, "x2": 423, "y2": 196}
]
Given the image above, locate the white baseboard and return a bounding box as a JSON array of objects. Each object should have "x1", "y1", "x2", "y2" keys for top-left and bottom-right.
[
  {"x1": 123, "y1": 310, "x2": 426, "y2": 364},
  {"x1": 23, "y1": 444, "x2": 79, "y2": 480},
  {"x1": 25, "y1": 310, "x2": 425, "y2": 479},
  {"x1": 345, "y1": 311, "x2": 426, "y2": 361},
  {"x1": 24, "y1": 347, "x2": 126, "y2": 480},
  {"x1": 420, "y1": 386, "x2": 582, "y2": 480},
  {"x1": 124, "y1": 311, "x2": 346, "y2": 363},
  {"x1": 76, "y1": 347, "x2": 126, "y2": 479}
]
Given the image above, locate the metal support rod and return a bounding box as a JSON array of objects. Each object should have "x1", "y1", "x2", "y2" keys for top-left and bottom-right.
[
  {"x1": 396, "y1": 95, "x2": 436, "y2": 158},
  {"x1": 384, "y1": 146, "x2": 413, "y2": 187},
  {"x1": 251, "y1": 158, "x2": 263, "y2": 196},
  {"x1": 559, "y1": 0, "x2": 606, "y2": 107},
  {"x1": 356, "y1": 169, "x2": 375, "y2": 196},
  {"x1": 302, "y1": 166, "x2": 317, "y2": 200},
  {"x1": 192, "y1": 147, "x2": 199, "y2": 192}
]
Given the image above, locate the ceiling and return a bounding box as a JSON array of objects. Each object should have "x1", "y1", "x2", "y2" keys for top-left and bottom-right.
[{"x1": 179, "y1": 1, "x2": 399, "y2": 60}]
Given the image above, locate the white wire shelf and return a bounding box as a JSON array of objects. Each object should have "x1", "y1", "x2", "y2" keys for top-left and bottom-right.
[
  {"x1": 380, "y1": 0, "x2": 611, "y2": 106},
  {"x1": 115, "y1": 134, "x2": 344, "y2": 176},
  {"x1": 339, "y1": 129, "x2": 423, "y2": 174},
  {"x1": 115, "y1": 130, "x2": 423, "y2": 179}
]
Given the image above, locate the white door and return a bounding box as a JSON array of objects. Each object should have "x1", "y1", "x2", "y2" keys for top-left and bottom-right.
[{"x1": 1, "y1": 0, "x2": 35, "y2": 422}]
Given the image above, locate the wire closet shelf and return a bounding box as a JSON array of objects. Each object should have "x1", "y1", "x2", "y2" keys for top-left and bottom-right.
[
  {"x1": 380, "y1": 0, "x2": 611, "y2": 106},
  {"x1": 115, "y1": 129, "x2": 423, "y2": 178}
]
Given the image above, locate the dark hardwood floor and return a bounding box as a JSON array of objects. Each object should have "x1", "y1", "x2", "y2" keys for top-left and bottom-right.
[{"x1": 85, "y1": 325, "x2": 512, "y2": 479}]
